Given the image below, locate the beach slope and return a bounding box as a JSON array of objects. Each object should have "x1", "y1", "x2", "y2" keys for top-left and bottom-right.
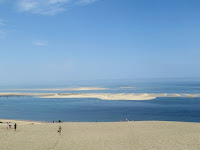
[{"x1": 0, "y1": 121, "x2": 200, "y2": 150}]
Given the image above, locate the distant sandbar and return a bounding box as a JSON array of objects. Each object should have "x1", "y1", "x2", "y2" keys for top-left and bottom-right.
[{"x1": 0, "y1": 92, "x2": 199, "y2": 100}]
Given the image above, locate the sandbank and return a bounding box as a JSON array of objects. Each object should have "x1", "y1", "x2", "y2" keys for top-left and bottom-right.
[{"x1": 0, "y1": 92, "x2": 199, "y2": 100}]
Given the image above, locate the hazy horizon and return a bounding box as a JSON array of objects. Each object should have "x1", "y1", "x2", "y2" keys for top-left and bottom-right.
[{"x1": 1, "y1": 77, "x2": 200, "y2": 89}]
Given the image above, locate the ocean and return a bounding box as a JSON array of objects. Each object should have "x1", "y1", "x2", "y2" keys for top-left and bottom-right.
[{"x1": 0, "y1": 80, "x2": 200, "y2": 122}]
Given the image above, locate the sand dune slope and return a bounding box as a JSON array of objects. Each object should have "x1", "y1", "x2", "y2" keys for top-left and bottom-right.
[{"x1": 0, "y1": 121, "x2": 200, "y2": 150}]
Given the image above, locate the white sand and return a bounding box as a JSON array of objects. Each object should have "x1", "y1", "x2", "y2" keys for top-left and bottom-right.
[
  {"x1": 0, "y1": 120, "x2": 199, "y2": 150},
  {"x1": 0, "y1": 92, "x2": 200, "y2": 100},
  {"x1": 120, "y1": 87, "x2": 135, "y2": 89},
  {"x1": 0, "y1": 93, "x2": 50, "y2": 97},
  {"x1": 39, "y1": 93, "x2": 157, "y2": 100},
  {"x1": 184, "y1": 94, "x2": 199, "y2": 98}
]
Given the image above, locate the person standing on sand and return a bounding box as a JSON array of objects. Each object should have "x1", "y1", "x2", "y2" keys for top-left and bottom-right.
[
  {"x1": 9, "y1": 122, "x2": 12, "y2": 128},
  {"x1": 14, "y1": 123, "x2": 17, "y2": 131},
  {"x1": 58, "y1": 126, "x2": 62, "y2": 134},
  {"x1": 6, "y1": 122, "x2": 9, "y2": 129}
]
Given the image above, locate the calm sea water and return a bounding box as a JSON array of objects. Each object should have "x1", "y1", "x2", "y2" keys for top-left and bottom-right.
[
  {"x1": 0, "y1": 80, "x2": 200, "y2": 122},
  {"x1": 0, "y1": 97, "x2": 200, "y2": 122}
]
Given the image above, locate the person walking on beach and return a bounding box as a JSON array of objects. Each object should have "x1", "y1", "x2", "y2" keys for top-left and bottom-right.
[
  {"x1": 58, "y1": 126, "x2": 62, "y2": 134},
  {"x1": 14, "y1": 123, "x2": 17, "y2": 131}
]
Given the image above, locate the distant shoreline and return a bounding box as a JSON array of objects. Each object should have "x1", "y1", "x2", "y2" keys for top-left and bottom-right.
[
  {"x1": 0, "y1": 92, "x2": 199, "y2": 100},
  {"x1": 1, "y1": 118, "x2": 200, "y2": 124}
]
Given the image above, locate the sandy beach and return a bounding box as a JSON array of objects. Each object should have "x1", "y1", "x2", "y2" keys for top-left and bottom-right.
[{"x1": 0, "y1": 120, "x2": 199, "y2": 150}]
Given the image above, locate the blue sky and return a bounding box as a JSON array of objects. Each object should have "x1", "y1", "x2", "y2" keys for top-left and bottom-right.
[{"x1": 0, "y1": 0, "x2": 200, "y2": 85}]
